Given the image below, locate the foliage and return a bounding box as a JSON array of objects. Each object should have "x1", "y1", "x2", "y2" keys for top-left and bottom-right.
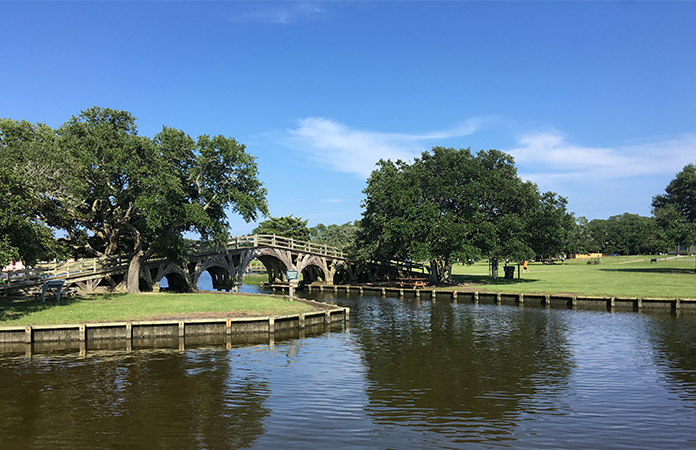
[
  {"x1": 253, "y1": 215, "x2": 310, "y2": 241},
  {"x1": 1, "y1": 108, "x2": 268, "y2": 293},
  {"x1": 652, "y1": 163, "x2": 696, "y2": 248},
  {"x1": 0, "y1": 119, "x2": 71, "y2": 265},
  {"x1": 566, "y1": 216, "x2": 598, "y2": 255},
  {"x1": 525, "y1": 191, "x2": 574, "y2": 260},
  {"x1": 356, "y1": 147, "x2": 566, "y2": 282},
  {"x1": 309, "y1": 221, "x2": 360, "y2": 252},
  {"x1": 587, "y1": 213, "x2": 670, "y2": 256},
  {"x1": 56, "y1": 107, "x2": 268, "y2": 292}
]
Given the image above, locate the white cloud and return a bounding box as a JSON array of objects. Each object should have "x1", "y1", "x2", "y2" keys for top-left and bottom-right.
[
  {"x1": 286, "y1": 117, "x2": 481, "y2": 177},
  {"x1": 508, "y1": 132, "x2": 696, "y2": 182},
  {"x1": 226, "y1": 2, "x2": 327, "y2": 24}
]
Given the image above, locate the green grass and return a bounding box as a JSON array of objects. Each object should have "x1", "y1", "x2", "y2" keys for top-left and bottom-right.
[
  {"x1": 242, "y1": 273, "x2": 269, "y2": 284},
  {"x1": 448, "y1": 255, "x2": 696, "y2": 299},
  {"x1": 0, "y1": 292, "x2": 317, "y2": 327}
]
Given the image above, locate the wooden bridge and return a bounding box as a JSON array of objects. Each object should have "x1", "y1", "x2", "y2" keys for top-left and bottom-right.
[{"x1": 0, "y1": 234, "x2": 427, "y2": 296}]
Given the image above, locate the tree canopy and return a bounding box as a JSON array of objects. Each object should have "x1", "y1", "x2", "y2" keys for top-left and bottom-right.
[
  {"x1": 0, "y1": 119, "x2": 71, "y2": 266},
  {"x1": 0, "y1": 107, "x2": 268, "y2": 292},
  {"x1": 652, "y1": 163, "x2": 696, "y2": 250},
  {"x1": 355, "y1": 147, "x2": 573, "y2": 282},
  {"x1": 309, "y1": 222, "x2": 360, "y2": 252},
  {"x1": 252, "y1": 215, "x2": 310, "y2": 241}
]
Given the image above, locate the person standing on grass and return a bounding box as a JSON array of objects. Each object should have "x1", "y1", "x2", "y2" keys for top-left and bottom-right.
[{"x1": 523, "y1": 260, "x2": 529, "y2": 272}]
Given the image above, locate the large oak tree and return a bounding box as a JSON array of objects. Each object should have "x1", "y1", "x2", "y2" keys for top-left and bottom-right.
[
  {"x1": 2, "y1": 107, "x2": 268, "y2": 292},
  {"x1": 652, "y1": 163, "x2": 696, "y2": 251},
  {"x1": 356, "y1": 147, "x2": 571, "y2": 283}
]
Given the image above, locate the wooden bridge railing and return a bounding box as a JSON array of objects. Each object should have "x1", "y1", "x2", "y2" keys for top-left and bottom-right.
[
  {"x1": 0, "y1": 254, "x2": 130, "y2": 289},
  {"x1": 1, "y1": 235, "x2": 344, "y2": 290},
  {"x1": 189, "y1": 234, "x2": 345, "y2": 258}
]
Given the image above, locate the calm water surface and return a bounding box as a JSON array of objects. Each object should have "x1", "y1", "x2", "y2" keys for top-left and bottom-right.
[{"x1": 1, "y1": 287, "x2": 696, "y2": 449}]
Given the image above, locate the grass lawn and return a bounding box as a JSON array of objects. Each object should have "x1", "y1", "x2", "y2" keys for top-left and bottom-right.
[
  {"x1": 242, "y1": 273, "x2": 269, "y2": 284},
  {"x1": 448, "y1": 255, "x2": 696, "y2": 299},
  {"x1": 0, "y1": 292, "x2": 318, "y2": 327}
]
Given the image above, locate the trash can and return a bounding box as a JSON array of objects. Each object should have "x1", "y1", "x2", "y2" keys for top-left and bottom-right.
[{"x1": 503, "y1": 266, "x2": 515, "y2": 280}]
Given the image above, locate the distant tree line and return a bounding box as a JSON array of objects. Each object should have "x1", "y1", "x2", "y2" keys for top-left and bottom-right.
[
  {"x1": 252, "y1": 216, "x2": 359, "y2": 252},
  {"x1": 249, "y1": 155, "x2": 696, "y2": 284}
]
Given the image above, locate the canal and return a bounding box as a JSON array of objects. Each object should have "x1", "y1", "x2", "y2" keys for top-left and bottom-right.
[{"x1": 1, "y1": 285, "x2": 696, "y2": 449}]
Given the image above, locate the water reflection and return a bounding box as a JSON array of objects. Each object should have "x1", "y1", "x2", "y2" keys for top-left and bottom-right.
[
  {"x1": 340, "y1": 296, "x2": 574, "y2": 445},
  {"x1": 647, "y1": 312, "x2": 696, "y2": 401},
  {"x1": 0, "y1": 350, "x2": 271, "y2": 449},
  {"x1": 3, "y1": 289, "x2": 696, "y2": 449}
]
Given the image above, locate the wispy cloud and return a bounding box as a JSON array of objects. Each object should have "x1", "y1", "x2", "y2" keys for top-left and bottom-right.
[
  {"x1": 226, "y1": 2, "x2": 327, "y2": 24},
  {"x1": 508, "y1": 132, "x2": 696, "y2": 183},
  {"x1": 285, "y1": 117, "x2": 482, "y2": 177}
]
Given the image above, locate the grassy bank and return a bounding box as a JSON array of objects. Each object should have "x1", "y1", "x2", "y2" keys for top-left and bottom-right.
[
  {"x1": 448, "y1": 255, "x2": 696, "y2": 299},
  {"x1": 242, "y1": 273, "x2": 269, "y2": 284},
  {"x1": 0, "y1": 292, "x2": 318, "y2": 327}
]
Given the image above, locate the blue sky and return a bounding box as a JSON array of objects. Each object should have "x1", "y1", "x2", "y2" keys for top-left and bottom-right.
[{"x1": 3, "y1": 1, "x2": 695, "y2": 235}]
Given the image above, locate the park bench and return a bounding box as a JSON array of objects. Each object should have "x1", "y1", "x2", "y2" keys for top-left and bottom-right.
[
  {"x1": 650, "y1": 258, "x2": 657, "y2": 264},
  {"x1": 33, "y1": 279, "x2": 76, "y2": 302},
  {"x1": 396, "y1": 278, "x2": 428, "y2": 289},
  {"x1": 586, "y1": 259, "x2": 601, "y2": 265}
]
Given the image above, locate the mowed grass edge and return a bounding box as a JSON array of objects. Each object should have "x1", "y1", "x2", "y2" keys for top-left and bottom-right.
[
  {"x1": 0, "y1": 292, "x2": 318, "y2": 327},
  {"x1": 448, "y1": 255, "x2": 696, "y2": 299}
]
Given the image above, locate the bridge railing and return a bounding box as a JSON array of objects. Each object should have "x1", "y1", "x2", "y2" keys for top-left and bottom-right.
[
  {"x1": 0, "y1": 255, "x2": 130, "y2": 289},
  {"x1": 189, "y1": 234, "x2": 345, "y2": 258}
]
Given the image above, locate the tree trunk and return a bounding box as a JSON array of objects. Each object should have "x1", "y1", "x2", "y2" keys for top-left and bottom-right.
[
  {"x1": 429, "y1": 259, "x2": 453, "y2": 284},
  {"x1": 123, "y1": 223, "x2": 144, "y2": 293},
  {"x1": 126, "y1": 252, "x2": 144, "y2": 293}
]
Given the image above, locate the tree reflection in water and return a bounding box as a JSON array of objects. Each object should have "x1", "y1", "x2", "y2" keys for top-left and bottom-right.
[
  {"x1": 351, "y1": 297, "x2": 573, "y2": 445},
  {"x1": 0, "y1": 349, "x2": 271, "y2": 449}
]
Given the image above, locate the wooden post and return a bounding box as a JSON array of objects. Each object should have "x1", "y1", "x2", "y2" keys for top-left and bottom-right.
[
  {"x1": 268, "y1": 317, "x2": 275, "y2": 333},
  {"x1": 571, "y1": 295, "x2": 577, "y2": 309},
  {"x1": 452, "y1": 291, "x2": 457, "y2": 302},
  {"x1": 179, "y1": 321, "x2": 185, "y2": 337},
  {"x1": 496, "y1": 293, "x2": 502, "y2": 305},
  {"x1": 299, "y1": 313, "x2": 305, "y2": 329},
  {"x1": 545, "y1": 294, "x2": 551, "y2": 309},
  {"x1": 474, "y1": 292, "x2": 479, "y2": 305},
  {"x1": 519, "y1": 293, "x2": 524, "y2": 306},
  {"x1": 79, "y1": 324, "x2": 86, "y2": 342},
  {"x1": 636, "y1": 298, "x2": 642, "y2": 310},
  {"x1": 25, "y1": 326, "x2": 32, "y2": 344}
]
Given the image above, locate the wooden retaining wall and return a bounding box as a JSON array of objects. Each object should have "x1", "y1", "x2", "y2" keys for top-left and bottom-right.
[
  {"x1": 287, "y1": 284, "x2": 696, "y2": 312},
  {"x1": 0, "y1": 307, "x2": 349, "y2": 346}
]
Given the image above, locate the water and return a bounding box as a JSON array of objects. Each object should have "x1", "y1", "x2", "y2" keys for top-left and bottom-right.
[{"x1": 1, "y1": 290, "x2": 696, "y2": 449}]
